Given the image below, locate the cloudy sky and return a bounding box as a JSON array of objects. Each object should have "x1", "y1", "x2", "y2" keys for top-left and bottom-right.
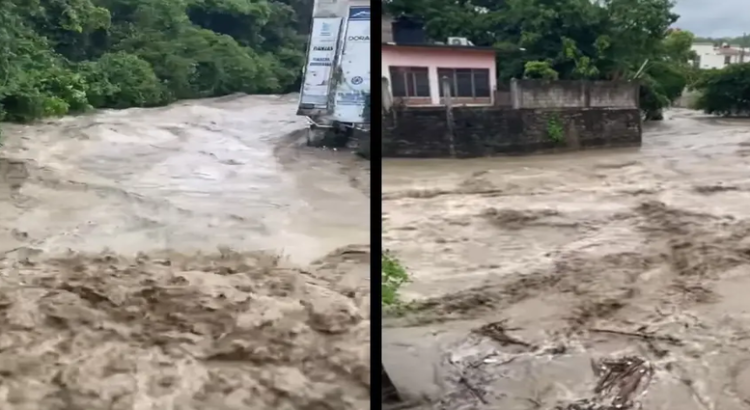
[{"x1": 673, "y1": 0, "x2": 746, "y2": 38}]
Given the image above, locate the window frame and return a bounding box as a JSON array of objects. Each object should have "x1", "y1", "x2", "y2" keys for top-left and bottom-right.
[
  {"x1": 388, "y1": 66, "x2": 431, "y2": 98},
  {"x1": 437, "y1": 68, "x2": 492, "y2": 99}
]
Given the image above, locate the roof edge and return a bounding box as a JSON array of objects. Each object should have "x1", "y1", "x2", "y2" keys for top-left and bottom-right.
[{"x1": 381, "y1": 42, "x2": 496, "y2": 52}]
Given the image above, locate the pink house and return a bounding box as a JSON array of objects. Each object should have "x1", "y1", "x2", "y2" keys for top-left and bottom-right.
[{"x1": 381, "y1": 43, "x2": 497, "y2": 106}]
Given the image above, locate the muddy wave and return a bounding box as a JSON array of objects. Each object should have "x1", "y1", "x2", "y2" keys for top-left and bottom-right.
[
  {"x1": 0, "y1": 94, "x2": 371, "y2": 410},
  {"x1": 382, "y1": 109, "x2": 750, "y2": 409},
  {"x1": 0, "y1": 246, "x2": 370, "y2": 410},
  {"x1": 0, "y1": 94, "x2": 369, "y2": 264}
]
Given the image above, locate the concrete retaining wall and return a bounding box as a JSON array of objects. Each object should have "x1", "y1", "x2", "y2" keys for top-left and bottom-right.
[
  {"x1": 382, "y1": 106, "x2": 642, "y2": 158},
  {"x1": 510, "y1": 80, "x2": 639, "y2": 109}
]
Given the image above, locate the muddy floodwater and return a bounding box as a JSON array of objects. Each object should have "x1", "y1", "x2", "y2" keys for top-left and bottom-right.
[
  {"x1": 0, "y1": 94, "x2": 371, "y2": 410},
  {"x1": 383, "y1": 109, "x2": 750, "y2": 409}
]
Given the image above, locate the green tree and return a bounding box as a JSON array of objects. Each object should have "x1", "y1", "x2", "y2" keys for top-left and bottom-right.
[
  {"x1": 662, "y1": 29, "x2": 697, "y2": 63},
  {"x1": 523, "y1": 61, "x2": 559, "y2": 80},
  {"x1": 78, "y1": 52, "x2": 165, "y2": 108},
  {"x1": 693, "y1": 63, "x2": 750, "y2": 116},
  {"x1": 0, "y1": 0, "x2": 312, "y2": 125},
  {"x1": 638, "y1": 28, "x2": 696, "y2": 119},
  {"x1": 385, "y1": 0, "x2": 688, "y2": 118}
]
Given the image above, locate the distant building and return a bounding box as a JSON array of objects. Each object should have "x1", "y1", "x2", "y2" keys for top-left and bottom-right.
[
  {"x1": 692, "y1": 42, "x2": 750, "y2": 69},
  {"x1": 381, "y1": 15, "x2": 497, "y2": 106}
]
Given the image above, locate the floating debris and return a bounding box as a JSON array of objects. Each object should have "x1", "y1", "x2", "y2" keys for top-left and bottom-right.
[
  {"x1": 472, "y1": 320, "x2": 534, "y2": 349},
  {"x1": 557, "y1": 356, "x2": 654, "y2": 410}
]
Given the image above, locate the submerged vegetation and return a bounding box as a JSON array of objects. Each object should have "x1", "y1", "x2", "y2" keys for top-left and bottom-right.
[
  {"x1": 382, "y1": 251, "x2": 410, "y2": 308},
  {"x1": 0, "y1": 0, "x2": 312, "y2": 123}
]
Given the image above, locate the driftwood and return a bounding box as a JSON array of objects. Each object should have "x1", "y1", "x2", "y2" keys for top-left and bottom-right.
[
  {"x1": 557, "y1": 355, "x2": 654, "y2": 410},
  {"x1": 589, "y1": 327, "x2": 683, "y2": 345},
  {"x1": 472, "y1": 320, "x2": 534, "y2": 349}
]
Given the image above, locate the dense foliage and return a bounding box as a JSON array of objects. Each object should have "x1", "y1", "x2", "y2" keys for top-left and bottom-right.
[
  {"x1": 0, "y1": 0, "x2": 312, "y2": 123},
  {"x1": 692, "y1": 64, "x2": 750, "y2": 116},
  {"x1": 689, "y1": 35, "x2": 750, "y2": 116},
  {"x1": 384, "y1": 0, "x2": 697, "y2": 119}
]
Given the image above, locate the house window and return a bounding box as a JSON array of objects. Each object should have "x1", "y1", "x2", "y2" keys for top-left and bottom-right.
[
  {"x1": 437, "y1": 68, "x2": 491, "y2": 98},
  {"x1": 389, "y1": 66, "x2": 430, "y2": 97},
  {"x1": 725, "y1": 55, "x2": 732, "y2": 66}
]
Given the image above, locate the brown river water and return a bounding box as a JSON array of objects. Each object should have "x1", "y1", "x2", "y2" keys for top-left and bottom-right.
[
  {"x1": 0, "y1": 94, "x2": 371, "y2": 410},
  {"x1": 383, "y1": 109, "x2": 750, "y2": 410}
]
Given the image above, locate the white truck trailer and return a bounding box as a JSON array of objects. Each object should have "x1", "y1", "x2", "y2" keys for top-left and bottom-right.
[{"x1": 297, "y1": 0, "x2": 371, "y2": 144}]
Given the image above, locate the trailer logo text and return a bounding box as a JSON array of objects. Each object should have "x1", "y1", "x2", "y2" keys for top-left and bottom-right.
[{"x1": 348, "y1": 7, "x2": 370, "y2": 21}]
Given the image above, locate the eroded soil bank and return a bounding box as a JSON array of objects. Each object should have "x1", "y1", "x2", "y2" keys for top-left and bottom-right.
[
  {"x1": 0, "y1": 94, "x2": 371, "y2": 410},
  {"x1": 383, "y1": 109, "x2": 750, "y2": 410}
]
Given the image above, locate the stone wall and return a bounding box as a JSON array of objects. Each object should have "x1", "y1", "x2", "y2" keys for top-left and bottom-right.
[
  {"x1": 382, "y1": 106, "x2": 641, "y2": 158},
  {"x1": 510, "y1": 80, "x2": 638, "y2": 109}
]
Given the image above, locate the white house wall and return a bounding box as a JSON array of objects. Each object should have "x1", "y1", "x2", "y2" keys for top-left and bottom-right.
[{"x1": 692, "y1": 43, "x2": 750, "y2": 69}]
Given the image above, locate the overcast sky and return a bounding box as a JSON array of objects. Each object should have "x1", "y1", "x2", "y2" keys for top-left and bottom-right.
[{"x1": 673, "y1": 0, "x2": 747, "y2": 38}]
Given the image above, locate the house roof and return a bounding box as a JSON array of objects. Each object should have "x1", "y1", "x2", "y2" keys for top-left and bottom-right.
[
  {"x1": 381, "y1": 42, "x2": 496, "y2": 52},
  {"x1": 717, "y1": 47, "x2": 746, "y2": 56}
]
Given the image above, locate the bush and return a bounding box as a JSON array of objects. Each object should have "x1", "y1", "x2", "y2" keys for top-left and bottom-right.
[
  {"x1": 79, "y1": 52, "x2": 166, "y2": 109},
  {"x1": 1, "y1": 60, "x2": 90, "y2": 122},
  {"x1": 523, "y1": 61, "x2": 559, "y2": 80},
  {"x1": 382, "y1": 251, "x2": 410, "y2": 307},
  {"x1": 693, "y1": 63, "x2": 750, "y2": 116}
]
